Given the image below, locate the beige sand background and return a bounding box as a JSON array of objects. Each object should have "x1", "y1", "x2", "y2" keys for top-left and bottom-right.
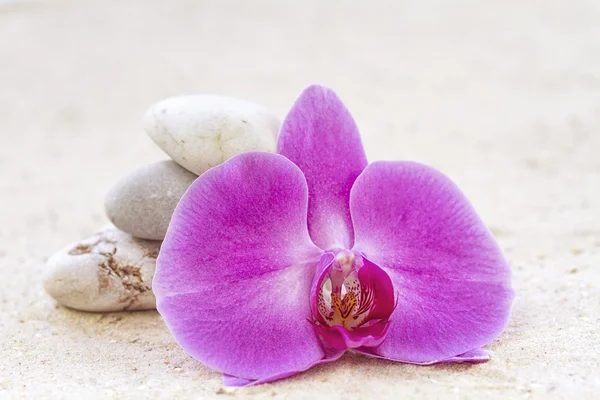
[{"x1": 1, "y1": 0, "x2": 599, "y2": 399}]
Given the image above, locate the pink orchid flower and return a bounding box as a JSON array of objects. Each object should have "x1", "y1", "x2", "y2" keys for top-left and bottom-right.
[{"x1": 153, "y1": 85, "x2": 514, "y2": 387}]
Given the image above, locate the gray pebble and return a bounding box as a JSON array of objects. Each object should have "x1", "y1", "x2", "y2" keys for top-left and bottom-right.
[
  {"x1": 43, "y1": 225, "x2": 161, "y2": 312},
  {"x1": 144, "y1": 94, "x2": 280, "y2": 175},
  {"x1": 104, "y1": 160, "x2": 197, "y2": 240}
]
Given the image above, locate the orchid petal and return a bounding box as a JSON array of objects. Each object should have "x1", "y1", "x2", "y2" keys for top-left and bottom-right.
[
  {"x1": 436, "y1": 348, "x2": 490, "y2": 364},
  {"x1": 278, "y1": 84, "x2": 367, "y2": 250},
  {"x1": 222, "y1": 348, "x2": 344, "y2": 387},
  {"x1": 314, "y1": 321, "x2": 390, "y2": 351},
  {"x1": 309, "y1": 252, "x2": 336, "y2": 326},
  {"x1": 154, "y1": 152, "x2": 329, "y2": 383},
  {"x1": 350, "y1": 161, "x2": 513, "y2": 363},
  {"x1": 356, "y1": 257, "x2": 395, "y2": 321},
  {"x1": 356, "y1": 347, "x2": 490, "y2": 365}
]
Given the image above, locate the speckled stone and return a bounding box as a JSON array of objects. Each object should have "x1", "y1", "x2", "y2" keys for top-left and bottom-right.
[
  {"x1": 104, "y1": 160, "x2": 197, "y2": 240},
  {"x1": 143, "y1": 94, "x2": 280, "y2": 175},
  {"x1": 43, "y1": 225, "x2": 161, "y2": 312}
]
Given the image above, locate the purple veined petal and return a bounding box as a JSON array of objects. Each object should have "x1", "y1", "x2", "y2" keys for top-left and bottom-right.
[
  {"x1": 278, "y1": 84, "x2": 368, "y2": 250},
  {"x1": 350, "y1": 161, "x2": 514, "y2": 363},
  {"x1": 154, "y1": 152, "x2": 329, "y2": 384},
  {"x1": 222, "y1": 347, "x2": 344, "y2": 387},
  {"x1": 356, "y1": 257, "x2": 395, "y2": 321}
]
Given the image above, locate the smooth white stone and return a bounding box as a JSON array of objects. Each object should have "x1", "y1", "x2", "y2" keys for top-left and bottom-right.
[
  {"x1": 104, "y1": 160, "x2": 197, "y2": 240},
  {"x1": 143, "y1": 94, "x2": 280, "y2": 175},
  {"x1": 43, "y1": 225, "x2": 160, "y2": 312}
]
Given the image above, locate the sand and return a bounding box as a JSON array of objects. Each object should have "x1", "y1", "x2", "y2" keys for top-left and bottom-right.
[{"x1": 1, "y1": 0, "x2": 599, "y2": 398}]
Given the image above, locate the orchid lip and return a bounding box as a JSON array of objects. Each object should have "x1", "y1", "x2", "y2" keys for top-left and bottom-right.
[{"x1": 310, "y1": 250, "x2": 395, "y2": 350}]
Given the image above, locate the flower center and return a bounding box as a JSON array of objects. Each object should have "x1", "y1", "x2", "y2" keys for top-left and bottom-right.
[
  {"x1": 317, "y1": 251, "x2": 375, "y2": 330},
  {"x1": 310, "y1": 250, "x2": 395, "y2": 350}
]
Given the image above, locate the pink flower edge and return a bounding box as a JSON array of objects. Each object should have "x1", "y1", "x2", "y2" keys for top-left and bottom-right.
[{"x1": 153, "y1": 85, "x2": 514, "y2": 387}]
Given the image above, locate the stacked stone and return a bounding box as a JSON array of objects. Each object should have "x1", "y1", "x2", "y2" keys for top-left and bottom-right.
[{"x1": 43, "y1": 95, "x2": 280, "y2": 312}]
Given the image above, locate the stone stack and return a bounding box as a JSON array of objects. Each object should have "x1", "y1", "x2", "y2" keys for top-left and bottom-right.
[{"x1": 43, "y1": 95, "x2": 280, "y2": 312}]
